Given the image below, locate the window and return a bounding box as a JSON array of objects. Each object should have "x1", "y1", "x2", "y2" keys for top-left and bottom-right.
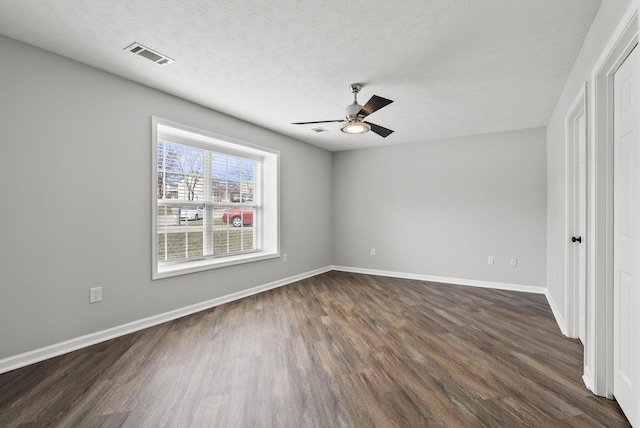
[{"x1": 152, "y1": 118, "x2": 279, "y2": 279}]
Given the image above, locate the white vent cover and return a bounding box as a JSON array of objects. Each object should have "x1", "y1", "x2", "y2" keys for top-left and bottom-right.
[{"x1": 124, "y1": 43, "x2": 174, "y2": 66}]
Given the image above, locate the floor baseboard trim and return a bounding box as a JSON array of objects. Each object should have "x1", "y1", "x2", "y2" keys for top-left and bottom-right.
[
  {"x1": 331, "y1": 265, "x2": 546, "y2": 295},
  {"x1": 583, "y1": 372, "x2": 594, "y2": 393},
  {"x1": 0, "y1": 266, "x2": 332, "y2": 375},
  {"x1": 544, "y1": 289, "x2": 568, "y2": 336}
]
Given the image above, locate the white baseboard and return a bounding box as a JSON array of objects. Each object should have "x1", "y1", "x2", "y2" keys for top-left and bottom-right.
[
  {"x1": 332, "y1": 265, "x2": 547, "y2": 295},
  {"x1": 583, "y1": 372, "x2": 594, "y2": 393},
  {"x1": 545, "y1": 289, "x2": 568, "y2": 336},
  {"x1": 0, "y1": 266, "x2": 332, "y2": 375}
]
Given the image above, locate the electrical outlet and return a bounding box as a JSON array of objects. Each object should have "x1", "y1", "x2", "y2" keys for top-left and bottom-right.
[
  {"x1": 90, "y1": 287, "x2": 102, "y2": 303},
  {"x1": 371, "y1": 248, "x2": 376, "y2": 256},
  {"x1": 488, "y1": 256, "x2": 494, "y2": 265},
  {"x1": 283, "y1": 253, "x2": 288, "y2": 263},
  {"x1": 510, "y1": 258, "x2": 517, "y2": 267}
]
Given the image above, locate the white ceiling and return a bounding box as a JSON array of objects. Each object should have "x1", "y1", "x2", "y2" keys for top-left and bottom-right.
[{"x1": 0, "y1": 0, "x2": 601, "y2": 151}]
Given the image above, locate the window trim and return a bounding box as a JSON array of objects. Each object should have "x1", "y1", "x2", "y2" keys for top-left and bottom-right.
[{"x1": 151, "y1": 117, "x2": 280, "y2": 280}]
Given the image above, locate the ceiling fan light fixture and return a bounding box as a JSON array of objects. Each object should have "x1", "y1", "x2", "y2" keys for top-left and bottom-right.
[
  {"x1": 341, "y1": 120, "x2": 370, "y2": 135},
  {"x1": 292, "y1": 84, "x2": 393, "y2": 138}
]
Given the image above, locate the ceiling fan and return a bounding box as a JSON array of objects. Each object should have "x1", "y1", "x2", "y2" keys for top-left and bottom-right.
[{"x1": 292, "y1": 84, "x2": 394, "y2": 137}]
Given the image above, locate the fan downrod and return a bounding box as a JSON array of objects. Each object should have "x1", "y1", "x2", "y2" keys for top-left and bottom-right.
[{"x1": 346, "y1": 83, "x2": 364, "y2": 116}]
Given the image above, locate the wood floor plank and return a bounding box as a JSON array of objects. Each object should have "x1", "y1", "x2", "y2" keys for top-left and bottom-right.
[{"x1": 0, "y1": 271, "x2": 631, "y2": 427}]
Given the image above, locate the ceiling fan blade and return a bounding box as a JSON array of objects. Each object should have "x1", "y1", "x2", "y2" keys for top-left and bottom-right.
[
  {"x1": 365, "y1": 121, "x2": 394, "y2": 138},
  {"x1": 291, "y1": 120, "x2": 344, "y2": 125},
  {"x1": 358, "y1": 95, "x2": 393, "y2": 117}
]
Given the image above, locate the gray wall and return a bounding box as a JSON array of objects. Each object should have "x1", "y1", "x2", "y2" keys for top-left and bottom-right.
[
  {"x1": 0, "y1": 36, "x2": 333, "y2": 360},
  {"x1": 545, "y1": 0, "x2": 632, "y2": 321},
  {"x1": 332, "y1": 128, "x2": 547, "y2": 287}
]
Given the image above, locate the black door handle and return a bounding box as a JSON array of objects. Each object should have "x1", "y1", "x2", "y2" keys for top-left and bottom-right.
[{"x1": 572, "y1": 236, "x2": 582, "y2": 243}]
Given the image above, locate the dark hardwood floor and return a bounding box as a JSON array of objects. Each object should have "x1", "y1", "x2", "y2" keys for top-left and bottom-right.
[{"x1": 0, "y1": 271, "x2": 630, "y2": 427}]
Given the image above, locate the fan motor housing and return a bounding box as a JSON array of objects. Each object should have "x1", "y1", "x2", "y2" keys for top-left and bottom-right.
[{"x1": 345, "y1": 103, "x2": 362, "y2": 118}]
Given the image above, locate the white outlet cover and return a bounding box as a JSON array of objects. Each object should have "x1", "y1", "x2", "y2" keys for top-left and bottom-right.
[{"x1": 90, "y1": 287, "x2": 102, "y2": 303}]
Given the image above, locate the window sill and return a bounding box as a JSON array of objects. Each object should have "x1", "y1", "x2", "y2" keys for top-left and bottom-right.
[{"x1": 153, "y1": 251, "x2": 280, "y2": 280}]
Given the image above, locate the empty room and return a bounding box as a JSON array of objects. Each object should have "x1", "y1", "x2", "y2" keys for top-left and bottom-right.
[{"x1": 0, "y1": 0, "x2": 639, "y2": 426}]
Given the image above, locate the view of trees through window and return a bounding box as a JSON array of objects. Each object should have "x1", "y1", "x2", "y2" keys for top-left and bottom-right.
[{"x1": 156, "y1": 139, "x2": 261, "y2": 262}]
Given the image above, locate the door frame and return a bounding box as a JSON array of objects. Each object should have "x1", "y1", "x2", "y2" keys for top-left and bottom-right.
[
  {"x1": 565, "y1": 82, "x2": 587, "y2": 340},
  {"x1": 586, "y1": 3, "x2": 638, "y2": 398}
]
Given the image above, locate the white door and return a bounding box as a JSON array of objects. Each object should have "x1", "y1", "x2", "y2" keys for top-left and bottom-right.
[
  {"x1": 576, "y1": 113, "x2": 587, "y2": 343},
  {"x1": 613, "y1": 46, "x2": 639, "y2": 427},
  {"x1": 567, "y1": 88, "x2": 587, "y2": 343}
]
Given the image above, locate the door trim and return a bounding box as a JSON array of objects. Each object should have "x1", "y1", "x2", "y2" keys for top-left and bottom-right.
[
  {"x1": 587, "y1": 3, "x2": 638, "y2": 398},
  {"x1": 565, "y1": 82, "x2": 587, "y2": 339}
]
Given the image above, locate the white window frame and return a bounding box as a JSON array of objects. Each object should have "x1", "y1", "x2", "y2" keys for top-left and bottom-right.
[{"x1": 152, "y1": 117, "x2": 279, "y2": 279}]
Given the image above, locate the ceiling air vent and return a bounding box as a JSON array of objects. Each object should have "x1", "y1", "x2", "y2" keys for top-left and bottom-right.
[
  {"x1": 124, "y1": 43, "x2": 174, "y2": 66},
  {"x1": 311, "y1": 127, "x2": 329, "y2": 133}
]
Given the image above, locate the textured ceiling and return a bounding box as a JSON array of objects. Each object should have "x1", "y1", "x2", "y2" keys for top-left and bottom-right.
[{"x1": 0, "y1": 0, "x2": 601, "y2": 151}]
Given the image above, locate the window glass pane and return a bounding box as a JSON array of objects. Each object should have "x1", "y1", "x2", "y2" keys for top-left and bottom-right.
[
  {"x1": 211, "y1": 153, "x2": 229, "y2": 201},
  {"x1": 215, "y1": 208, "x2": 255, "y2": 255},
  {"x1": 157, "y1": 206, "x2": 182, "y2": 261},
  {"x1": 211, "y1": 153, "x2": 257, "y2": 203},
  {"x1": 158, "y1": 231, "x2": 204, "y2": 260},
  {"x1": 157, "y1": 142, "x2": 182, "y2": 200},
  {"x1": 156, "y1": 205, "x2": 204, "y2": 261},
  {"x1": 157, "y1": 141, "x2": 205, "y2": 201},
  {"x1": 159, "y1": 173, "x2": 181, "y2": 199},
  {"x1": 213, "y1": 229, "x2": 254, "y2": 255},
  {"x1": 180, "y1": 146, "x2": 205, "y2": 201},
  {"x1": 211, "y1": 178, "x2": 226, "y2": 202},
  {"x1": 228, "y1": 181, "x2": 241, "y2": 203}
]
